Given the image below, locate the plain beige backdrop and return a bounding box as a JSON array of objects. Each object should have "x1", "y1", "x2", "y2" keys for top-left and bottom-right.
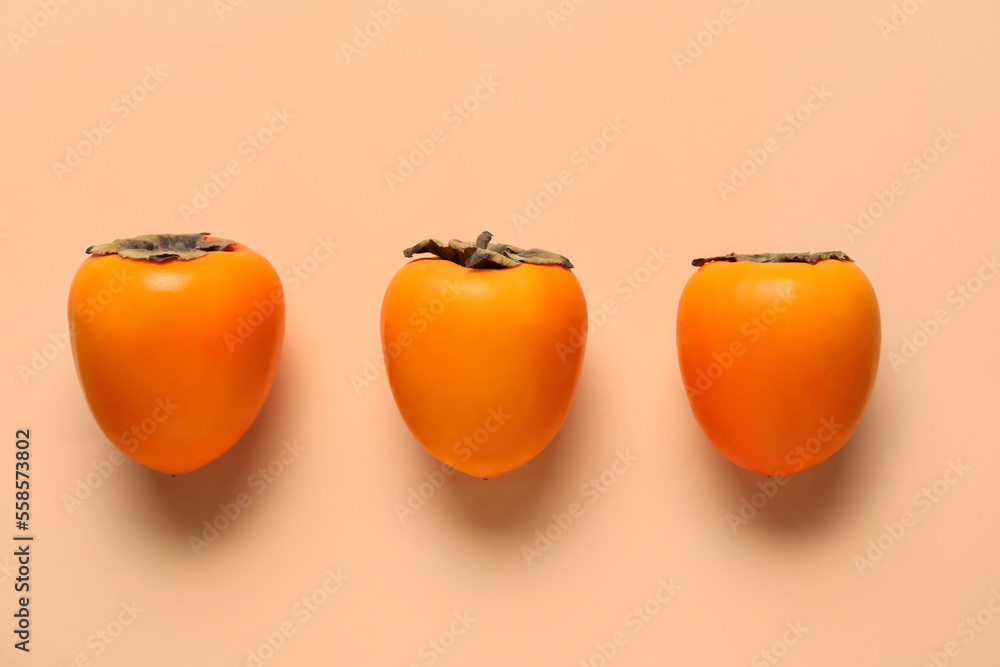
[{"x1": 2, "y1": 0, "x2": 999, "y2": 665}]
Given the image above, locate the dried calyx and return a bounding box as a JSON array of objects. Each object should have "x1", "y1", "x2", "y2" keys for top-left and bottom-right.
[
  {"x1": 403, "y1": 231, "x2": 573, "y2": 269},
  {"x1": 86, "y1": 233, "x2": 237, "y2": 262},
  {"x1": 692, "y1": 251, "x2": 852, "y2": 267}
]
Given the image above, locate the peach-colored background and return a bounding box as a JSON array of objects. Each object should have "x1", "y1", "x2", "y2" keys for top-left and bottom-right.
[{"x1": 2, "y1": 0, "x2": 999, "y2": 665}]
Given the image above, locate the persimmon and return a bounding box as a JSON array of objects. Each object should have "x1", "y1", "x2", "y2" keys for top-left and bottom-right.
[
  {"x1": 676, "y1": 252, "x2": 880, "y2": 475},
  {"x1": 381, "y1": 232, "x2": 587, "y2": 478},
  {"x1": 68, "y1": 233, "x2": 284, "y2": 474}
]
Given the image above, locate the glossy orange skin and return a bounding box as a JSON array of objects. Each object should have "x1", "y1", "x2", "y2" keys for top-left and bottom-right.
[
  {"x1": 677, "y1": 259, "x2": 880, "y2": 475},
  {"x1": 68, "y1": 242, "x2": 284, "y2": 474},
  {"x1": 381, "y1": 259, "x2": 587, "y2": 478}
]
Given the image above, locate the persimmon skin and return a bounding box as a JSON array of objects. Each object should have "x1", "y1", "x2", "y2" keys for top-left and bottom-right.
[
  {"x1": 68, "y1": 243, "x2": 284, "y2": 474},
  {"x1": 381, "y1": 259, "x2": 587, "y2": 478},
  {"x1": 677, "y1": 259, "x2": 880, "y2": 475}
]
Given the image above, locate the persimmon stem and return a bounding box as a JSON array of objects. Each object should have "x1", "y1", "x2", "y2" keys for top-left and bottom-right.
[
  {"x1": 404, "y1": 231, "x2": 573, "y2": 269},
  {"x1": 86, "y1": 233, "x2": 237, "y2": 262},
  {"x1": 692, "y1": 251, "x2": 852, "y2": 267}
]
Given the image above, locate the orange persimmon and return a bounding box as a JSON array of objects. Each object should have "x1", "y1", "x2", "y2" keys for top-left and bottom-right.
[
  {"x1": 68, "y1": 233, "x2": 284, "y2": 474},
  {"x1": 676, "y1": 252, "x2": 880, "y2": 475},
  {"x1": 381, "y1": 232, "x2": 587, "y2": 478}
]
